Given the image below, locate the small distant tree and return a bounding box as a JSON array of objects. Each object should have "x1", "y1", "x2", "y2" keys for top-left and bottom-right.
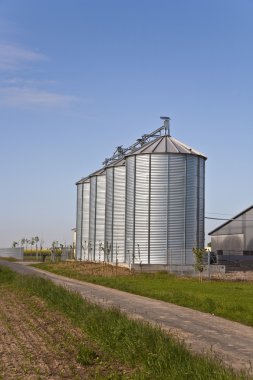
[
  {"x1": 103, "y1": 241, "x2": 111, "y2": 262},
  {"x1": 30, "y1": 237, "x2": 35, "y2": 250},
  {"x1": 25, "y1": 239, "x2": 30, "y2": 250},
  {"x1": 192, "y1": 247, "x2": 206, "y2": 282},
  {"x1": 83, "y1": 240, "x2": 87, "y2": 261},
  {"x1": 21, "y1": 238, "x2": 26, "y2": 247},
  {"x1": 107, "y1": 244, "x2": 111, "y2": 262},
  {"x1": 52, "y1": 241, "x2": 58, "y2": 249},
  {"x1": 34, "y1": 236, "x2": 39, "y2": 251},
  {"x1": 137, "y1": 243, "x2": 142, "y2": 272},
  {"x1": 98, "y1": 241, "x2": 103, "y2": 262},
  {"x1": 88, "y1": 241, "x2": 92, "y2": 261},
  {"x1": 40, "y1": 239, "x2": 44, "y2": 250},
  {"x1": 12, "y1": 241, "x2": 18, "y2": 248}
]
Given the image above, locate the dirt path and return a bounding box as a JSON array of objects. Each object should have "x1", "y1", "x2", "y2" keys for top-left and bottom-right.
[{"x1": 1, "y1": 260, "x2": 253, "y2": 376}]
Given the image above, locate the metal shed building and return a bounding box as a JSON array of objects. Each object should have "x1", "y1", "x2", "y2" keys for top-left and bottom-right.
[
  {"x1": 75, "y1": 117, "x2": 207, "y2": 268},
  {"x1": 209, "y1": 205, "x2": 253, "y2": 255}
]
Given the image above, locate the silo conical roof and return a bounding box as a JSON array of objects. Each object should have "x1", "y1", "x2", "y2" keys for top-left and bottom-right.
[
  {"x1": 76, "y1": 167, "x2": 106, "y2": 185},
  {"x1": 76, "y1": 156, "x2": 125, "y2": 185},
  {"x1": 127, "y1": 135, "x2": 207, "y2": 159}
]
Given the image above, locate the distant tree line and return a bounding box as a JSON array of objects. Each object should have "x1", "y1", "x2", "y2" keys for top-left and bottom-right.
[
  {"x1": 12, "y1": 236, "x2": 41, "y2": 250},
  {"x1": 12, "y1": 238, "x2": 67, "y2": 251}
]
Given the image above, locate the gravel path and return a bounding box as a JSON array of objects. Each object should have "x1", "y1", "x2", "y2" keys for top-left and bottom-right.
[{"x1": 1, "y1": 260, "x2": 253, "y2": 375}]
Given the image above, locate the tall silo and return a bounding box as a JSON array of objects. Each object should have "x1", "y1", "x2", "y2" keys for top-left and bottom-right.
[
  {"x1": 75, "y1": 176, "x2": 90, "y2": 260},
  {"x1": 88, "y1": 169, "x2": 106, "y2": 261},
  {"x1": 76, "y1": 117, "x2": 206, "y2": 269},
  {"x1": 125, "y1": 119, "x2": 207, "y2": 266},
  {"x1": 105, "y1": 158, "x2": 126, "y2": 263}
]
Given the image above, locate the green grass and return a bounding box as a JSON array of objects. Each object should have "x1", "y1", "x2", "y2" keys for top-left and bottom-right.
[
  {"x1": 0, "y1": 265, "x2": 249, "y2": 380},
  {"x1": 0, "y1": 257, "x2": 18, "y2": 262},
  {"x1": 34, "y1": 262, "x2": 253, "y2": 327}
]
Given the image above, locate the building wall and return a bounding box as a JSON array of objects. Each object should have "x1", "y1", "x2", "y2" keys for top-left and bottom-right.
[
  {"x1": 211, "y1": 208, "x2": 253, "y2": 254},
  {"x1": 244, "y1": 209, "x2": 253, "y2": 251},
  {"x1": 0, "y1": 248, "x2": 24, "y2": 260}
]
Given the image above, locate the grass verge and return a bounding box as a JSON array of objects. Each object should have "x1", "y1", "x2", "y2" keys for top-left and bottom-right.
[
  {"x1": 0, "y1": 256, "x2": 18, "y2": 262},
  {"x1": 33, "y1": 261, "x2": 253, "y2": 327},
  {"x1": 0, "y1": 265, "x2": 250, "y2": 379}
]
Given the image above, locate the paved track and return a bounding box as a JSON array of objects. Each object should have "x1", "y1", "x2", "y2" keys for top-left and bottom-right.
[{"x1": 1, "y1": 260, "x2": 253, "y2": 375}]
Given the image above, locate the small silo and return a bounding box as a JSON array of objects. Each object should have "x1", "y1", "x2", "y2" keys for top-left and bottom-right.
[
  {"x1": 88, "y1": 168, "x2": 106, "y2": 261},
  {"x1": 125, "y1": 118, "x2": 207, "y2": 266},
  {"x1": 75, "y1": 176, "x2": 90, "y2": 260},
  {"x1": 75, "y1": 179, "x2": 83, "y2": 260},
  {"x1": 75, "y1": 167, "x2": 105, "y2": 261},
  {"x1": 105, "y1": 158, "x2": 126, "y2": 263}
]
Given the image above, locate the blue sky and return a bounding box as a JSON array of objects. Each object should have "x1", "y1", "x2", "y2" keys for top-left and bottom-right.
[{"x1": 0, "y1": 0, "x2": 253, "y2": 247}]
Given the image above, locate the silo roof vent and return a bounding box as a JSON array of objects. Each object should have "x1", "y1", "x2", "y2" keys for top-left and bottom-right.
[{"x1": 160, "y1": 116, "x2": 171, "y2": 136}]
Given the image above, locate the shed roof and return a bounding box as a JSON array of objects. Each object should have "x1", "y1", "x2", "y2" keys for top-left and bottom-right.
[{"x1": 208, "y1": 205, "x2": 253, "y2": 235}]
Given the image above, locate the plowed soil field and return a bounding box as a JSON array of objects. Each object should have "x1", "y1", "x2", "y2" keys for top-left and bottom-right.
[{"x1": 0, "y1": 287, "x2": 131, "y2": 380}]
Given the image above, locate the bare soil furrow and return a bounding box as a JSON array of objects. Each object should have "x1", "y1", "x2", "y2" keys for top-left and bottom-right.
[{"x1": 0, "y1": 287, "x2": 130, "y2": 379}]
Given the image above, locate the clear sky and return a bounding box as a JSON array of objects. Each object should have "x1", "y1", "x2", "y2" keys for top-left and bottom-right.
[{"x1": 1, "y1": 0, "x2": 253, "y2": 248}]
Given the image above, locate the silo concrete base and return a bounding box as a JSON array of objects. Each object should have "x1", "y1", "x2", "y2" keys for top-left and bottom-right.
[
  {"x1": 131, "y1": 263, "x2": 195, "y2": 274},
  {"x1": 131, "y1": 263, "x2": 226, "y2": 275}
]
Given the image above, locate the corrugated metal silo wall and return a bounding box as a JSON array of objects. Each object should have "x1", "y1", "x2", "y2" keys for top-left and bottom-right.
[
  {"x1": 167, "y1": 155, "x2": 185, "y2": 264},
  {"x1": 105, "y1": 166, "x2": 126, "y2": 263},
  {"x1": 81, "y1": 182, "x2": 90, "y2": 260},
  {"x1": 95, "y1": 175, "x2": 106, "y2": 260},
  {"x1": 89, "y1": 177, "x2": 96, "y2": 260},
  {"x1": 185, "y1": 156, "x2": 198, "y2": 264},
  {"x1": 113, "y1": 166, "x2": 126, "y2": 262},
  {"x1": 76, "y1": 184, "x2": 83, "y2": 260},
  {"x1": 125, "y1": 156, "x2": 135, "y2": 264},
  {"x1": 88, "y1": 175, "x2": 106, "y2": 261},
  {"x1": 135, "y1": 156, "x2": 149, "y2": 263},
  {"x1": 105, "y1": 168, "x2": 113, "y2": 260},
  {"x1": 125, "y1": 153, "x2": 205, "y2": 265},
  {"x1": 198, "y1": 158, "x2": 205, "y2": 249},
  {"x1": 150, "y1": 155, "x2": 168, "y2": 264}
]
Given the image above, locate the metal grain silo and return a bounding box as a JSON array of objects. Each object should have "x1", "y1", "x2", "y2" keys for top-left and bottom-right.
[
  {"x1": 75, "y1": 181, "x2": 83, "y2": 260},
  {"x1": 105, "y1": 158, "x2": 126, "y2": 263},
  {"x1": 76, "y1": 116, "x2": 206, "y2": 269},
  {"x1": 75, "y1": 177, "x2": 90, "y2": 260},
  {"x1": 88, "y1": 169, "x2": 106, "y2": 261},
  {"x1": 76, "y1": 167, "x2": 105, "y2": 261},
  {"x1": 125, "y1": 118, "x2": 207, "y2": 266}
]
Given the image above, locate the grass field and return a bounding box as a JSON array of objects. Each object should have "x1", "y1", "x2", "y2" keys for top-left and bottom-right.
[
  {"x1": 0, "y1": 265, "x2": 250, "y2": 379},
  {"x1": 33, "y1": 261, "x2": 253, "y2": 327}
]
